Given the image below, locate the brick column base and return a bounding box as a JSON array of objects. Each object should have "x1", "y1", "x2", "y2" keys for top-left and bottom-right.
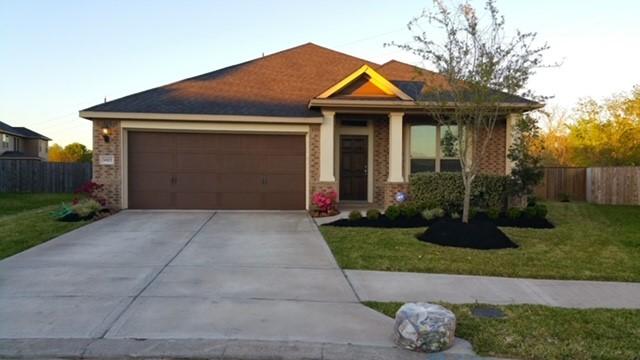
[{"x1": 383, "y1": 182, "x2": 409, "y2": 208}]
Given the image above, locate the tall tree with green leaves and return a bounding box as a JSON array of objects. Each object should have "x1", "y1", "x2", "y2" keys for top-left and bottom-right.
[
  {"x1": 390, "y1": 0, "x2": 550, "y2": 222},
  {"x1": 508, "y1": 114, "x2": 544, "y2": 206}
]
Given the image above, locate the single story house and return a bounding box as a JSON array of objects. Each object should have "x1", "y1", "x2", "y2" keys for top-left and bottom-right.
[
  {"x1": 0, "y1": 121, "x2": 50, "y2": 161},
  {"x1": 80, "y1": 43, "x2": 540, "y2": 210}
]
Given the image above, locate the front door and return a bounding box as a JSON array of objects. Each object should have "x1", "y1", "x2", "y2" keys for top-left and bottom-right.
[{"x1": 340, "y1": 135, "x2": 368, "y2": 201}]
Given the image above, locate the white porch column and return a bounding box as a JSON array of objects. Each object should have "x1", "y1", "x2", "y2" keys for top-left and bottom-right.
[
  {"x1": 388, "y1": 112, "x2": 405, "y2": 182},
  {"x1": 505, "y1": 113, "x2": 521, "y2": 174},
  {"x1": 319, "y1": 110, "x2": 336, "y2": 182}
]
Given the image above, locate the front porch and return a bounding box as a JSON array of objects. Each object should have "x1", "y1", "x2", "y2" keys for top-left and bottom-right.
[{"x1": 311, "y1": 111, "x2": 409, "y2": 210}]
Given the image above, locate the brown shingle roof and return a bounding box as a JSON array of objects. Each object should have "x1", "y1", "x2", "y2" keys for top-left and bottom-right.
[{"x1": 83, "y1": 43, "x2": 536, "y2": 117}]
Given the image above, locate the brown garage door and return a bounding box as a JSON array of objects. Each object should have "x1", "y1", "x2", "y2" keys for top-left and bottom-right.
[{"x1": 128, "y1": 132, "x2": 305, "y2": 210}]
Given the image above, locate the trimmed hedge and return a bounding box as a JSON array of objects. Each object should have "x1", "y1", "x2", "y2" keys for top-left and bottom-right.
[{"x1": 410, "y1": 172, "x2": 508, "y2": 212}]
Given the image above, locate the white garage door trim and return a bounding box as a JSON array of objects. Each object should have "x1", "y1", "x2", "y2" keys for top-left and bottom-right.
[{"x1": 120, "y1": 120, "x2": 311, "y2": 210}]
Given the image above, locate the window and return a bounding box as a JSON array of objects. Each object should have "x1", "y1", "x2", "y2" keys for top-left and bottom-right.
[
  {"x1": 1, "y1": 134, "x2": 9, "y2": 149},
  {"x1": 410, "y1": 124, "x2": 463, "y2": 173}
]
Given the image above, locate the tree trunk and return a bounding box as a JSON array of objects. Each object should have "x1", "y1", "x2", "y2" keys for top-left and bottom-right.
[{"x1": 462, "y1": 179, "x2": 472, "y2": 223}]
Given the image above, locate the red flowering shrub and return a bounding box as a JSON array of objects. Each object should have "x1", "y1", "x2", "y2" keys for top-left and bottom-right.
[
  {"x1": 311, "y1": 190, "x2": 337, "y2": 215},
  {"x1": 73, "y1": 181, "x2": 107, "y2": 206}
]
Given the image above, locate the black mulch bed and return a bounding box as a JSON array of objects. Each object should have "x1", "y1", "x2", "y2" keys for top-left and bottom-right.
[
  {"x1": 417, "y1": 218, "x2": 519, "y2": 250},
  {"x1": 323, "y1": 213, "x2": 554, "y2": 229}
]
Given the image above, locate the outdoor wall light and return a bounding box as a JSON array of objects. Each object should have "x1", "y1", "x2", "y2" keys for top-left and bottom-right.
[{"x1": 101, "y1": 126, "x2": 111, "y2": 143}]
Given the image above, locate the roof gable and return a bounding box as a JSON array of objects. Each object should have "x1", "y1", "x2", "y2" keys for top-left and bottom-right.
[{"x1": 316, "y1": 65, "x2": 413, "y2": 101}]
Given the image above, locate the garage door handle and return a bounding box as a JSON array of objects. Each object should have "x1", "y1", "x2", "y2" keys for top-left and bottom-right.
[
  {"x1": 261, "y1": 176, "x2": 267, "y2": 185},
  {"x1": 170, "y1": 175, "x2": 177, "y2": 185}
]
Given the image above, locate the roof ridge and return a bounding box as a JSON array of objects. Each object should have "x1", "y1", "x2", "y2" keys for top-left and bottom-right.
[{"x1": 378, "y1": 59, "x2": 439, "y2": 75}]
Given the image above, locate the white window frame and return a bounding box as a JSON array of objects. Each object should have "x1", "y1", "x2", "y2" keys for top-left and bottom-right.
[{"x1": 408, "y1": 124, "x2": 463, "y2": 174}]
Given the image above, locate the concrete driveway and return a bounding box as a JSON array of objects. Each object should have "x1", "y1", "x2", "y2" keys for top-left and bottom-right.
[
  {"x1": 1, "y1": 211, "x2": 480, "y2": 359},
  {"x1": 0, "y1": 211, "x2": 393, "y2": 345}
]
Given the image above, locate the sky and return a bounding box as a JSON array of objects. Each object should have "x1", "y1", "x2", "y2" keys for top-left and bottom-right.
[{"x1": 1, "y1": 0, "x2": 639, "y2": 148}]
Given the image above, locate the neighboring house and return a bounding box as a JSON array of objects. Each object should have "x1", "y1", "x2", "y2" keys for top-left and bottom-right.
[
  {"x1": 80, "y1": 43, "x2": 541, "y2": 210},
  {"x1": 0, "y1": 121, "x2": 50, "y2": 161}
]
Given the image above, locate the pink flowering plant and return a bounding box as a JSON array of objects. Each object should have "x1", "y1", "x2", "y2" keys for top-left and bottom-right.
[{"x1": 311, "y1": 190, "x2": 338, "y2": 216}]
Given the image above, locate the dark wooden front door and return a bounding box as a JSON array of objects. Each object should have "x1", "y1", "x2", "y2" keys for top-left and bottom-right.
[
  {"x1": 340, "y1": 135, "x2": 368, "y2": 201},
  {"x1": 127, "y1": 132, "x2": 305, "y2": 210}
]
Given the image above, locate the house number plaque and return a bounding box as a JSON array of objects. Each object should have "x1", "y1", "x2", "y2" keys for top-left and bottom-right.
[{"x1": 99, "y1": 154, "x2": 115, "y2": 165}]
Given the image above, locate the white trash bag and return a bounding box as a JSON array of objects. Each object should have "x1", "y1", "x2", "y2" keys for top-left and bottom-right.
[{"x1": 393, "y1": 302, "x2": 456, "y2": 353}]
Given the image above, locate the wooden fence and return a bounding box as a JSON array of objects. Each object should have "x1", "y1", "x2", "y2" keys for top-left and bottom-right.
[
  {"x1": 0, "y1": 159, "x2": 92, "y2": 193},
  {"x1": 534, "y1": 167, "x2": 587, "y2": 202},
  {"x1": 587, "y1": 167, "x2": 640, "y2": 205},
  {"x1": 535, "y1": 166, "x2": 640, "y2": 205}
]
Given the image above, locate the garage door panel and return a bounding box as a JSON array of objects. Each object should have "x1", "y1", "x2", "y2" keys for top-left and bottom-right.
[
  {"x1": 128, "y1": 132, "x2": 175, "y2": 153},
  {"x1": 129, "y1": 191, "x2": 172, "y2": 209},
  {"x1": 173, "y1": 173, "x2": 219, "y2": 192},
  {"x1": 129, "y1": 152, "x2": 174, "y2": 172},
  {"x1": 220, "y1": 155, "x2": 263, "y2": 173},
  {"x1": 263, "y1": 155, "x2": 306, "y2": 173},
  {"x1": 264, "y1": 174, "x2": 306, "y2": 192},
  {"x1": 176, "y1": 133, "x2": 221, "y2": 154},
  {"x1": 175, "y1": 153, "x2": 222, "y2": 171},
  {"x1": 129, "y1": 173, "x2": 172, "y2": 192},
  {"x1": 128, "y1": 132, "x2": 305, "y2": 210},
  {"x1": 259, "y1": 135, "x2": 305, "y2": 155},
  {"x1": 216, "y1": 173, "x2": 262, "y2": 192},
  {"x1": 263, "y1": 192, "x2": 305, "y2": 210}
]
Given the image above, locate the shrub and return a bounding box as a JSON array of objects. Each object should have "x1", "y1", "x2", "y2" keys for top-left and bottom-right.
[
  {"x1": 399, "y1": 202, "x2": 420, "y2": 218},
  {"x1": 311, "y1": 190, "x2": 337, "y2": 214},
  {"x1": 73, "y1": 181, "x2": 106, "y2": 206},
  {"x1": 450, "y1": 211, "x2": 461, "y2": 219},
  {"x1": 432, "y1": 207, "x2": 446, "y2": 218},
  {"x1": 409, "y1": 172, "x2": 508, "y2": 212},
  {"x1": 469, "y1": 207, "x2": 478, "y2": 219},
  {"x1": 348, "y1": 210, "x2": 362, "y2": 221},
  {"x1": 421, "y1": 209, "x2": 435, "y2": 221},
  {"x1": 523, "y1": 206, "x2": 537, "y2": 218},
  {"x1": 487, "y1": 207, "x2": 501, "y2": 220},
  {"x1": 534, "y1": 204, "x2": 548, "y2": 218},
  {"x1": 385, "y1": 205, "x2": 401, "y2": 220},
  {"x1": 71, "y1": 199, "x2": 102, "y2": 218},
  {"x1": 507, "y1": 207, "x2": 522, "y2": 220},
  {"x1": 366, "y1": 209, "x2": 381, "y2": 220},
  {"x1": 560, "y1": 193, "x2": 571, "y2": 202}
]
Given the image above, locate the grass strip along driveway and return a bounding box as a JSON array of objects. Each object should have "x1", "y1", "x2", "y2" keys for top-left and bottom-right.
[
  {"x1": 321, "y1": 202, "x2": 640, "y2": 282},
  {"x1": 0, "y1": 193, "x2": 89, "y2": 260},
  {"x1": 366, "y1": 302, "x2": 640, "y2": 360}
]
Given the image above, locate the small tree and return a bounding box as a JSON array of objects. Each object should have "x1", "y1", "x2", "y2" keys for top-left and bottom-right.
[
  {"x1": 507, "y1": 114, "x2": 544, "y2": 206},
  {"x1": 390, "y1": 0, "x2": 550, "y2": 222}
]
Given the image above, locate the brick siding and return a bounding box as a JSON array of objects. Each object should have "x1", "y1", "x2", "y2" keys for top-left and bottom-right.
[
  {"x1": 92, "y1": 119, "x2": 122, "y2": 208},
  {"x1": 474, "y1": 119, "x2": 507, "y2": 175},
  {"x1": 308, "y1": 124, "x2": 337, "y2": 206}
]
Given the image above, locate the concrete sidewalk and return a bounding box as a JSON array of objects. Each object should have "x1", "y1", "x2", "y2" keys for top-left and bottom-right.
[{"x1": 347, "y1": 270, "x2": 640, "y2": 308}]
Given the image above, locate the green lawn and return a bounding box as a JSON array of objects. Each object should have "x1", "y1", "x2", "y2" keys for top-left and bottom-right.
[
  {"x1": 0, "y1": 193, "x2": 89, "y2": 260},
  {"x1": 320, "y1": 202, "x2": 640, "y2": 281},
  {"x1": 366, "y1": 302, "x2": 640, "y2": 360}
]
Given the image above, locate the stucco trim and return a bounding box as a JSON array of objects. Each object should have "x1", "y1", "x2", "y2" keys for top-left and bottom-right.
[{"x1": 80, "y1": 111, "x2": 323, "y2": 124}]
